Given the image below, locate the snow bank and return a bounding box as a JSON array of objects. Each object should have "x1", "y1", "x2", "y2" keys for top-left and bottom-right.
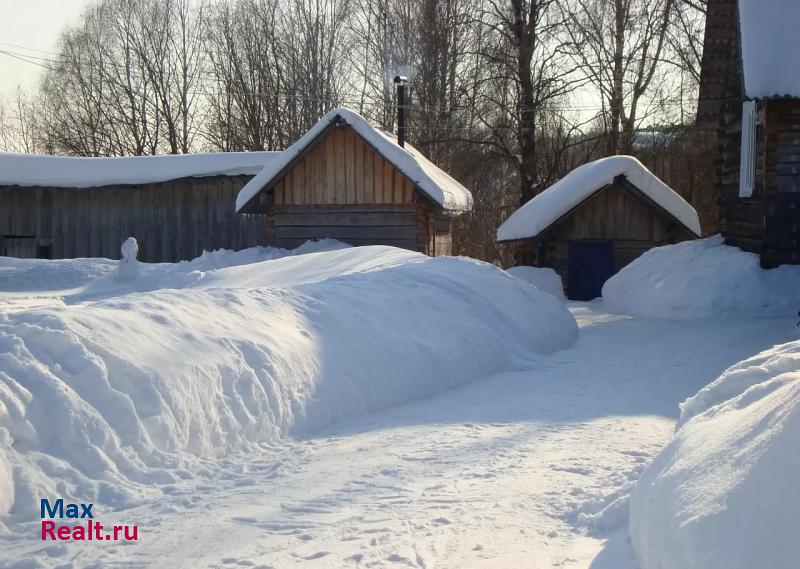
[
  {"x1": 506, "y1": 266, "x2": 565, "y2": 300},
  {"x1": 739, "y1": 0, "x2": 800, "y2": 98},
  {"x1": 496, "y1": 156, "x2": 700, "y2": 242},
  {"x1": 0, "y1": 245, "x2": 577, "y2": 521},
  {"x1": 236, "y1": 107, "x2": 473, "y2": 214},
  {"x1": 630, "y1": 340, "x2": 800, "y2": 569},
  {"x1": 0, "y1": 151, "x2": 277, "y2": 188},
  {"x1": 602, "y1": 236, "x2": 800, "y2": 319}
]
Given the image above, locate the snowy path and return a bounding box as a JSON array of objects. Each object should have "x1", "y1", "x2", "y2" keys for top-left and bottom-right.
[{"x1": 6, "y1": 305, "x2": 796, "y2": 569}]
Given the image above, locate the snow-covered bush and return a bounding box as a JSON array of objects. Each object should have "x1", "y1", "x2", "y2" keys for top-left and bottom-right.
[
  {"x1": 506, "y1": 266, "x2": 565, "y2": 300},
  {"x1": 602, "y1": 235, "x2": 800, "y2": 318},
  {"x1": 0, "y1": 245, "x2": 578, "y2": 520},
  {"x1": 629, "y1": 340, "x2": 800, "y2": 569}
]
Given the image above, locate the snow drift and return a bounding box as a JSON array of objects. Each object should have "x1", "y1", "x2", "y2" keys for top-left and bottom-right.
[
  {"x1": 630, "y1": 340, "x2": 800, "y2": 569},
  {"x1": 0, "y1": 244, "x2": 577, "y2": 521},
  {"x1": 506, "y1": 266, "x2": 565, "y2": 300},
  {"x1": 602, "y1": 235, "x2": 800, "y2": 319}
]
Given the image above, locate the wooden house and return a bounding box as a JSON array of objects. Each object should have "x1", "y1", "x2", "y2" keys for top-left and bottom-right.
[
  {"x1": 235, "y1": 108, "x2": 473, "y2": 255},
  {"x1": 699, "y1": 0, "x2": 800, "y2": 266},
  {"x1": 496, "y1": 156, "x2": 701, "y2": 300},
  {"x1": 0, "y1": 152, "x2": 276, "y2": 262}
]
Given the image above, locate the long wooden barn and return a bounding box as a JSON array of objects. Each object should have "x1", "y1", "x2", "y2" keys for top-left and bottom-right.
[
  {"x1": 236, "y1": 108, "x2": 473, "y2": 256},
  {"x1": 497, "y1": 156, "x2": 701, "y2": 300},
  {"x1": 0, "y1": 108, "x2": 473, "y2": 262},
  {"x1": 699, "y1": 0, "x2": 800, "y2": 266},
  {"x1": 0, "y1": 152, "x2": 276, "y2": 262}
]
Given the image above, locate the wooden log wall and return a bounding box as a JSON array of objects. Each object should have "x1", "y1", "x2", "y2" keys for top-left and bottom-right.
[
  {"x1": 0, "y1": 175, "x2": 267, "y2": 262},
  {"x1": 762, "y1": 100, "x2": 800, "y2": 265},
  {"x1": 269, "y1": 206, "x2": 419, "y2": 251}
]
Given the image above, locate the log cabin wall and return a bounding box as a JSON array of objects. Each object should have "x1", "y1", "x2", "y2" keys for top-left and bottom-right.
[
  {"x1": 762, "y1": 101, "x2": 800, "y2": 265},
  {"x1": 261, "y1": 124, "x2": 453, "y2": 256},
  {"x1": 0, "y1": 175, "x2": 267, "y2": 262}
]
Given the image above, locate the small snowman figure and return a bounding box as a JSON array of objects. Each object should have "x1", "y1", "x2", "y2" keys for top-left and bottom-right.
[{"x1": 118, "y1": 236, "x2": 140, "y2": 280}]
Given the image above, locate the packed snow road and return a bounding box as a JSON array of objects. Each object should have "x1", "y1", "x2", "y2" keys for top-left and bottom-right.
[{"x1": 6, "y1": 304, "x2": 794, "y2": 569}]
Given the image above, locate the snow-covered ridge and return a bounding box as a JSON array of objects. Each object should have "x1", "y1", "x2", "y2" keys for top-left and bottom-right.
[
  {"x1": 0, "y1": 244, "x2": 576, "y2": 521},
  {"x1": 0, "y1": 151, "x2": 278, "y2": 188},
  {"x1": 235, "y1": 107, "x2": 474, "y2": 214},
  {"x1": 602, "y1": 236, "x2": 800, "y2": 319},
  {"x1": 496, "y1": 155, "x2": 701, "y2": 242},
  {"x1": 739, "y1": 0, "x2": 800, "y2": 98},
  {"x1": 630, "y1": 340, "x2": 800, "y2": 569}
]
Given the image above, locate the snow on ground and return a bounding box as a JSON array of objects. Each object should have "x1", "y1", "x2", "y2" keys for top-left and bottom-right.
[
  {"x1": 602, "y1": 235, "x2": 800, "y2": 319},
  {"x1": 507, "y1": 266, "x2": 566, "y2": 300},
  {"x1": 1, "y1": 298, "x2": 795, "y2": 567},
  {"x1": 0, "y1": 243, "x2": 576, "y2": 527},
  {"x1": 1, "y1": 241, "x2": 798, "y2": 569},
  {"x1": 630, "y1": 339, "x2": 800, "y2": 569}
]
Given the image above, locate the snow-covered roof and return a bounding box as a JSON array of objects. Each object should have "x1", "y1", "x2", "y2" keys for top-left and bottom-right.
[
  {"x1": 496, "y1": 155, "x2": 701, "y2": 242},
  {"x1": 0, "y1": 151, "x2": 279, "y2": 189},
  {"x1": 739, "y1": 0, "x2": 800, "y2": 99},
  {"x1": 235, "y1": 108, "x2": 473, "y2": 214}
]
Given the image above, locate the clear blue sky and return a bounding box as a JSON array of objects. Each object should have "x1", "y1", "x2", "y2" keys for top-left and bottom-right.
[{"x1": 0, "y1": 0, "x2": 89, "y2": 94}]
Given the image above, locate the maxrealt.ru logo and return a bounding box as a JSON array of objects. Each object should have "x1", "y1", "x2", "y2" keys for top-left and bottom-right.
[{"x1": 40, "y1": 499, "x2": 139, "y2": 542}]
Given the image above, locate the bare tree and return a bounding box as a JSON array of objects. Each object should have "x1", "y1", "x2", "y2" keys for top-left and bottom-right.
[{"x1": 560, "y1": 0, "x2": 677, "y2": 154}]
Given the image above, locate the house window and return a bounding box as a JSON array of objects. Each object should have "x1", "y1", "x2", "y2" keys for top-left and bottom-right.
[{"x1": 739, "y1": 100, "x2": 757, "y2": 198}]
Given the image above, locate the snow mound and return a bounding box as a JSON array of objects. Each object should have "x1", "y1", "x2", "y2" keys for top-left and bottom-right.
[
  {"x1": 630, "y1": 340, "x2": 800, "y2": 569},
  {"x1": 602, "y1": 235, "x2": 800, "y2": 318},
  {"x1": 0, "y1": 245, "x2": 577, "y2": 521},
  {"x1": 506, "y1": 266, "x2": 565, "y2": 300}
]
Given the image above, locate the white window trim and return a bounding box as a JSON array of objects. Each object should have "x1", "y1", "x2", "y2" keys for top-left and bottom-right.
[{"x1": 739, "y1": 100, "x2": 757, "y2": 198}]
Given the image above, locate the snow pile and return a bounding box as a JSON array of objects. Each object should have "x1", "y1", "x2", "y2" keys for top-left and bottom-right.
[
  {"x1": 496, "y1": 155, "x2": 700, "y2": 242},
  {"x1": 236, "y1": 107, "x2": 473, "y2": 214},
  {"x1": 630, "y1": 340, "x2": 800, "y2": 569},
  {"x1": 0, "y1": 245, "x2": 577, "y2": 521},
  {"x1": 739, "y1": 0, "x2": 800, "y2": 98},
  {"x1": 0, "y1": 151, "x2": 277, "y2": 188},
  {"x1": 602, "y1": 235, "x2": 800, "y2": 319},
  {"x1": 506, "y1": 266, "x2": 565, "y2": 300}
]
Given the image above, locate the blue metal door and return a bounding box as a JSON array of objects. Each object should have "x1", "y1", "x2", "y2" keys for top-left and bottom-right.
[{"x1": 568, "y1": 241, "x2": 615, "y2": 300}]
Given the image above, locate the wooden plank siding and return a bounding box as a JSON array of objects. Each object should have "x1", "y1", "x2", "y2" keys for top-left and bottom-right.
[
  {"x1": 0, "y1": 175, "x2": 267, "y2": 262},
  {"x1": 272, "y1": 126, "x2": 416, "y2": 209},
  {"x1": 260, "y1": 124, "x2": 453, "y2": 255}
]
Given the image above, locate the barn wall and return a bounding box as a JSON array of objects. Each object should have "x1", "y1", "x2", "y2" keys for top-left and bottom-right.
[
  {"x1": 261, "y1": 124, "x2": 454, "y2": 256},
  {"x1": 762, "y1": 100, "x2": 800, "y2": 265},
  {"x1": 267, "y1": 206, "x2": 418, "y2": 251},
  {"x1": 0, "y1": 175, "x2": 267, "y2": 262}
]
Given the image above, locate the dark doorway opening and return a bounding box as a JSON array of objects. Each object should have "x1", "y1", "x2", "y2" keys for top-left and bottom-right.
[{"x1": 568, "y1": 240, "x2": 615, "y2": 300}]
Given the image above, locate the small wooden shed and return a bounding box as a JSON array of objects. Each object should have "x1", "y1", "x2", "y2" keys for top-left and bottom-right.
[
  {"x1": 700, "y1": 0, "x2": 800, "y2": 267},
  {"x1": 0, "y1": 152, "x2": 276, "y2": 261},
  {"x1": 235, "y1": 108, "x2": 473, "y2": 255},
  {"x1": 497, "y1": 156, "x2": 701, "y2": 300}
]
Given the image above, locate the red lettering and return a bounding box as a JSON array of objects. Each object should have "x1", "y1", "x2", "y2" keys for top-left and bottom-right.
[
  {"x1": 41, "y1": 521, "x2": 56, "y2": 540},
  {"x1": 113, "y1": 525, "x2": 122, "y2": 540},
  {"x1": 94, "y1": 522, "x2": 104, "y2": 540},
  {"x1": 57, "y1": 526, "x2": 71, "y2": 540},
  {"x1": 124, "y1": 525, "x2": 138, "y2": 541}
]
